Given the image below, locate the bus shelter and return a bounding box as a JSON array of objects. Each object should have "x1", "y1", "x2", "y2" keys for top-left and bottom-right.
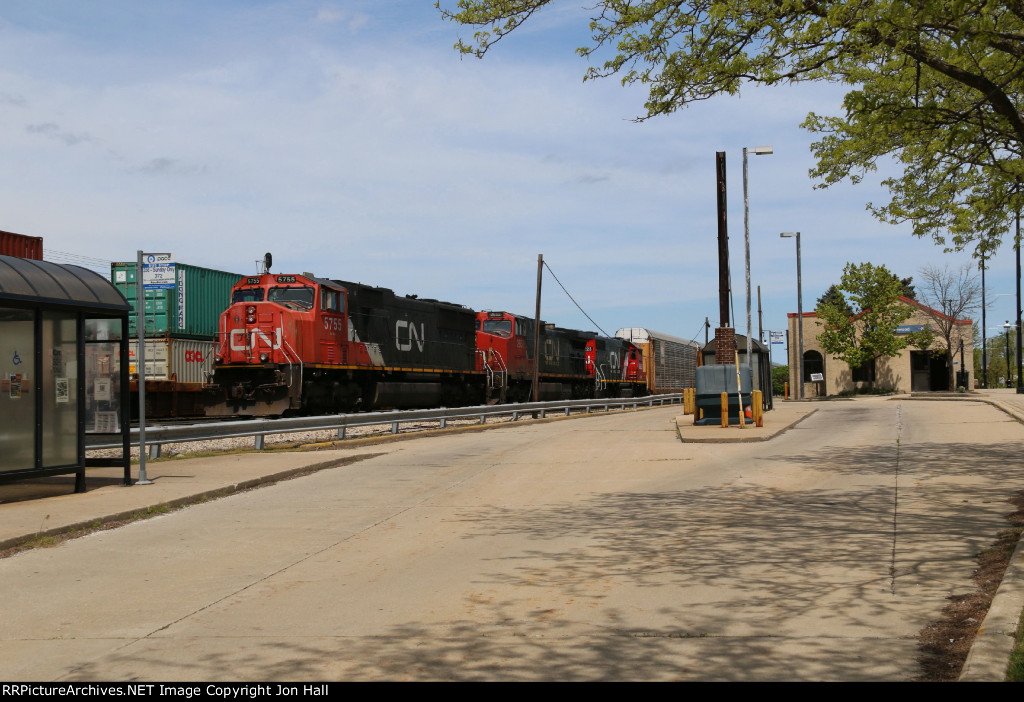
[{"x1": 0, "y1": 254, "x2": 131, "y2": 492}]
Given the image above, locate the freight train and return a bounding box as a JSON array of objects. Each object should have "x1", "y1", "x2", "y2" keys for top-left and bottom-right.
[
  {"x1": 614, "y1": 327, "x2": 701, "y2": 394},
  {"x1": 203, "y1": 271, "x2": 649, "y2": 417}
]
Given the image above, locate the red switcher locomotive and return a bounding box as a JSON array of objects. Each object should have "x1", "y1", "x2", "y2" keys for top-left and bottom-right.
[{"x1": 205, "y1": 273, "x2": 648, "y2": 417}]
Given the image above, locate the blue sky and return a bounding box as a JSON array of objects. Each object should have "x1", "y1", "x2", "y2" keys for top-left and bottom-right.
[{"x1": 0, "y1": 1, "x2": 1017, "y2": 356}]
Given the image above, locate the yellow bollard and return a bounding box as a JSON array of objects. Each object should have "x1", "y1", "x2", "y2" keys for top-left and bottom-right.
[
  {"x1": 753, "y1": 390, "x2": 763, "y2": 427},
  {"x1": 721, "y1": 392, "x2": 729, "y2": 428}
]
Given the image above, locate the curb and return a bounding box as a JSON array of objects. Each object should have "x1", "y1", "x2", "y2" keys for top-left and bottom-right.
[
  {"x1": 931, "y1": 395, "x2": 1024, "y2": 682},
  {"x1": 960, "y1": 536, "x2": 1024, "y2": 681},
  {"x1": 677, "y1": 408, "x2": 818, "y2": 443}
]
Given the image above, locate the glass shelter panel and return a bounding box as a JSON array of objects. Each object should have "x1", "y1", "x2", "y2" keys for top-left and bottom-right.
[
  {"x1": 41, "y1": 311, "x2": 78, "y2": 467},
  {"x1": 0, "y1": 307, "x2": 35, "y2": 473},
  {"x1": 85, "y1": 318, "x2": 123, "y2": 434}
]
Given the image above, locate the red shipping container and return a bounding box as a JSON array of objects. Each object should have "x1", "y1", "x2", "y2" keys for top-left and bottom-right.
[{"x1": 0, "y1": 230, "x2": 43, "y2": 260}]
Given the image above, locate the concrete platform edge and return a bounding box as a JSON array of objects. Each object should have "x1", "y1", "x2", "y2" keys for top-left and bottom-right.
[
  {"x1": 0, "y1": 455, "x2": 358, "y2": 553},
  {"x1": 677, "y1": 407, "x2": 818, "y2": 443}
]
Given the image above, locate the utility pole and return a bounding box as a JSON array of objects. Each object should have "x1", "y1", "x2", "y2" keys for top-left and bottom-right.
[
  {"x1": 532, "y1": 254, "x2": 543, "y2": 403},
  {"x1": 716, "y1": 152, "x2": 730, "y2": 329}
]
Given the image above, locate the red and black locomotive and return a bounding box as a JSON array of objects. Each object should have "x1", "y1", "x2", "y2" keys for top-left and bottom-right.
[
  {"x1": 205, "y1": 272, "x2": 647, "y2": 417},
  {"x1": 475, "y1": 310, "x2": 646, "y2": 403}
]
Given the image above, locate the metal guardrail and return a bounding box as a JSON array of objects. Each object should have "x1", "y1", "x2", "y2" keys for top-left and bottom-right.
[{"x1": 85, "y1": 394, "x2": 685, "y2": 453}]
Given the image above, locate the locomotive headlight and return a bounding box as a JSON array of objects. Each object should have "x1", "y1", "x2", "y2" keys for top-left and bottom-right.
[
  {"x1": 215, "y1": 354, "x2": 223, "y2": 364},
  {"x1": 246, "y1": 305, "x2": 256, "y2": 324},
  {"x1": 259, "y1": 352, "x2": 269, "y2": 362}
]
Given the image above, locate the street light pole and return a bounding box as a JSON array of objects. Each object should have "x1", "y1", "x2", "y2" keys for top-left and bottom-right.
[
  {"x1": 1016, "y1": 210, "x2": 1022, "y2": 393},
  {"x1": 781, "y1": 231, "x2": 803, "y2": 399},
  {"x1": 1005, "y1": 321, "x2": 1013, "y2": 388},
  {"x1": 981, "y1": 254, "x2": 987, "y2": 388},
  {"x1": 743, "y1": 145, "x2": 773, "y2": 371}
]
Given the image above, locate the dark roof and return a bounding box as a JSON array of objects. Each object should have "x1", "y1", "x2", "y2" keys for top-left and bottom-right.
[
  {"x1": 702, "y1": 333, "x2": 766, "y2": 353},
  {"x1": 0, "y1": 255, "x2": 128, "y2": 313}
]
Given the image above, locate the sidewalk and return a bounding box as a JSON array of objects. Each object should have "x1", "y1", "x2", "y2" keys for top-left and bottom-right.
[
  {"x1": 951, "y1": 389, "x2": 1024, "y2": 680},
  {"x1": 0, "y1": 396, "x2": 1020, "y2": 681},
  {"x1": 0, "y1": 446, "x2": 388, "y2": 552}
]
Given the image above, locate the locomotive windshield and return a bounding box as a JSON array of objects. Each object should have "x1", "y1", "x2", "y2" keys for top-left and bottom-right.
[
  {"x1": 269, "y1": 286, "x2": 315, "y2": 309},
  {"x1": 481, "y1": 319, "x2": 512, "y2": 337},
  {"x1": 232, "y1": 288, "x2": 265, "y2": 303}
]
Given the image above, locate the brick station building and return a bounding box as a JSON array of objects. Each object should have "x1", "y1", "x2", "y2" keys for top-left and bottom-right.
[{"x1": 786, "y1": 296, "x2": 973, "y2": 398}]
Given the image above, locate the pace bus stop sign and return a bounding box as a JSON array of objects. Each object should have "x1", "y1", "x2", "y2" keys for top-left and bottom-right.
[
  {"x1": 136, "y1": 251, "x2": 175, "y2": 486},
  {"x1": 142, "y1": 253, "x2": 175, "y2": 290}
]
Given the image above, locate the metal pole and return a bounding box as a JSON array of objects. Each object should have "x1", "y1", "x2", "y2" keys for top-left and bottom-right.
[
  {"x1": 532, "y1": 254, "x2": 543, "y2": 403},
  {"x1": 1006, "y1": 323, "x2": 1012, "y2": 388},
  {"x1": 1016, "y1": 212, "x2": 1022, "y2": 393},
  {"x1": 960, "y1": 338, "x2": 965, "y2": 388},
  {"x1": 982, "y1": 254, "x2": 988, "y2": 388},
  {"x1": 796, "y1": 232, "x2": 804, "y2": 399},
  {"x1": 743, "y1": 147, "x2": 751, "y2": 366},
  {"x1": 757, "y1": 285, "x2": 763, "y2": 344},
  {"x1": 135, "y1": 250, "x2": 151, "y2": 485}
]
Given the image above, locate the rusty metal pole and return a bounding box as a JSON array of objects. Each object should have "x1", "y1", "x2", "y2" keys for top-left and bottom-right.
[
  {"x1": 716, "y1": 152, "x2": 729, "y2": 328},
  {"x1": 532, "y1": 254, "x2": 543, "y2": 403}
]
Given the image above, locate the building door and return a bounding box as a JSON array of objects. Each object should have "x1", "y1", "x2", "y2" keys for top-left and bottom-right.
[
  {"x1": 911, "y1": 351, "x2": 931, "y2": 392},
  {"x1": 929, "y1": 352, "x2": 950, "y2": 391}
]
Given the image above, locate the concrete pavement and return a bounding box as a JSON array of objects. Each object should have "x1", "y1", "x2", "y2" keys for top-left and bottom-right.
[{"x1": 0, "y1": 396, "x2": 1021, "y2": 681}]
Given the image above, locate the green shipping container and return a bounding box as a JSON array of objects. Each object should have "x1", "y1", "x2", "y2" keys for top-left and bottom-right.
[{"x1": 112, "y1": 261, "x2": 245, "y2": 339}]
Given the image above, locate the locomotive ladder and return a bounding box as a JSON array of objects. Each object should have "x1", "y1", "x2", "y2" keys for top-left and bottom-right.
[
  {"x1": 594, "y1": 364, "x2": 608, "y2": 391},
  {"x1": 478, "y1": 349, "x2": 507, "y2": 391}
]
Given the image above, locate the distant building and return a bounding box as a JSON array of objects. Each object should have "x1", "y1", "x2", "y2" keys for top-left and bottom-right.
[{"x1": 786, "y1": 296, "x2": 973, "y2": 397}]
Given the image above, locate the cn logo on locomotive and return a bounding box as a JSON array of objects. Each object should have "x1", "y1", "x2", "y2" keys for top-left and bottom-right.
[
  {"x1": 229, "y1": 328, "x2": 282, "y2": 351},
  {"x1": 395, "y1": 320, "x2": 425, "y2": 352}
]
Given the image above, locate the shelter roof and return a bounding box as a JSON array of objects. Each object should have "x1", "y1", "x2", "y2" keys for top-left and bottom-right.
[{"x1": 0, "y1": 254, "x2": 128, "y2": 313}]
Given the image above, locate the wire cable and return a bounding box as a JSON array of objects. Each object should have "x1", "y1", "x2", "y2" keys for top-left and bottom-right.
[
  {"x1": 45, "y1": 249, "x2": 111, "y2": 275},
  {"x1": 542, "y1": 261, "x2": 610, "y2": 337}
]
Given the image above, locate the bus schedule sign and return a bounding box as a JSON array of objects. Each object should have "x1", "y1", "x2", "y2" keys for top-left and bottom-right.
[{"x1": 142, "y1": 253, "x2": 175, "y2": 290}]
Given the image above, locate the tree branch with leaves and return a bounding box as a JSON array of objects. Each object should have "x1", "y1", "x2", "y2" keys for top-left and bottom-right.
[{"x1": 437, "y1": 0, "x2": 1024, "y2": 253}]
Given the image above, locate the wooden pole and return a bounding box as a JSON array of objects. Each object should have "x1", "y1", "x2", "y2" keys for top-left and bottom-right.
[{"x1": 532, "y1": 254, "x2": 543, "y2": 403}]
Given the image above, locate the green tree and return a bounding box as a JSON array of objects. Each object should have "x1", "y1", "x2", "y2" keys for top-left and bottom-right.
[
  {"x1": 815, "y1": 284, "x2": 851, "y2": 317},
  {"x1": 817, "y1": 274, "x2": 914, "y2": 314},
  {"x1": 815, "y1": 262, "x2": 932, "y2": 382},
  {"x1": 437, "y1": 1, "x2": 1024, "y2": 252},
  {"x1": 771, "y1": 364, "x2": 789, "y2": 397}
]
